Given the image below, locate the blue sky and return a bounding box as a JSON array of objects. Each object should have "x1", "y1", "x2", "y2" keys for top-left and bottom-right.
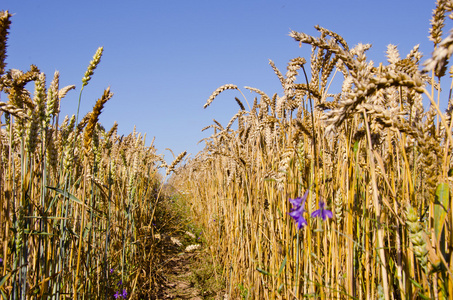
[{"x1": 0, "y1": 1, "x2": 442, "y2": 163}]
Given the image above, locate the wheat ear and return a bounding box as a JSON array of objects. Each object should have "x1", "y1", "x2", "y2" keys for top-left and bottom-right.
[
  {"x1": 0, "y1": 10, "x2": 12, "y2": 75},
  {"x1": 83, "y1": 87, "x2": 113, "y2": 152},
  {"x1": 82, "y1": 46, "x2": 103, "y2": 87},
  {"x1": 204, "y1": 84, "x2": 238, "y2": 108}
]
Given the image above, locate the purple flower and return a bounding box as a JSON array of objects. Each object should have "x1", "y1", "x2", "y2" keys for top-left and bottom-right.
[
  {"x1": 117, "y1": 279, "x2": 122, "y2": 286},
  {"x1": 289, "y1": 190, "x2": 309, "y2": 207},
  {"x1": 114, "y1": 291, "x2": 120, "y2": 299},
  {"x1": 289, "y1": 205, "x2": 308, "y2": 229},
  {"x1": 288, "y1": 190, "x2": 309, "y2": 229},
  {"x1": 122, "y1": 289, "x2": 128, "y2": 298},
  {"x1": 110, "y1": 268, "x2": 114, "y2": 274},
  {"x1": 311, "y1": 200, "x2": 333, "y2": 221}
]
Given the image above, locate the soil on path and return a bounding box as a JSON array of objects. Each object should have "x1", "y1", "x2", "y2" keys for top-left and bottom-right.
[
  {"x1": 154, "y1": 234, "x2": 225, "y2": 300},
  {"x1": 153, "y1": 185, "x2": 225, "y2": 300}
]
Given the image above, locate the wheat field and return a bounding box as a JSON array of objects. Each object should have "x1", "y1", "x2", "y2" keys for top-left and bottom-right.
[
  {"x1": 1, "y1": 1, "x2": 453, "y2": 299},
  {"x1": 0, "y1": 9, "x2": 191, "y2": 299},
  {"x1": 170, "y1": 2, "x2": 453, "y2": 299}
]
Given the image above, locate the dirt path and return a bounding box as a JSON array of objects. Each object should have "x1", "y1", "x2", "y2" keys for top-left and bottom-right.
[
  {"x1": 158, "y1": 251, "x2": 204, "y2": 299},
  {"x1": 152, "y1": 187, "x2": 225, "y2": 299},
  {"x1": 154, "y1": 235, "x2": 225, "y2": 300}
]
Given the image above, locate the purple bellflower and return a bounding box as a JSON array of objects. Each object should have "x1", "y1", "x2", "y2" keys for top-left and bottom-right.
[
  {"x1": 311, "y1": 200, "x2": 333, "y2": 221},
  {"x1": 288, "y1": 190, "x2": 309, "y2": 229},
  {"x1": 113, "y1": 289, "x2": 128, "y2": 299}
]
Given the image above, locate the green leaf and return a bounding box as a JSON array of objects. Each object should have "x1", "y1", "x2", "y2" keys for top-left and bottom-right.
[
  {"x1": 65, "y1": 226, "x2": 80, "y2": 238},
  {"x1": 303, "y1": 293, "x2": 319, "y2": 298},
  {"x1": 417, "y1": 292, "x2": 433, "y2": 300},
  {"x1": 256, "y1": 267, "x2": 271, "y2": 276},
  {"x1": 434, "y1": 182, "x2": 449, "y2": 243},
  {"x1": 409, "y1": 277, "x2": 423, "y2": 289},
  {"x1": 47, "y1": 186, "x2": 104, "y2": 218},
  {"x1": 24, "y1": 229, "x2": 55, "y2": 236},
  {"x1": 277, "y1": 207, "x2": 283, "y2": 218},
  {"x1": 277, "y1": 256, "x2": 287, "y2": 277},
  {"x1": 0, "y1": 288, "x2": 7, "y2": 300},
  {"x1": 45, "y1": 194, "x2": 60, "y2": 213},
  {"x1": 353, "y1": 140, "x2": 359, "y2": 156},
  {"x1": 46, "y1": 186, "x2": 82, "y2": 204},
  {"x1": 264, "y1": 178, "x2": 276, "y2": 182},
  {"x1": 0, "y1": 273, "x2": 10, "y2": 288}
]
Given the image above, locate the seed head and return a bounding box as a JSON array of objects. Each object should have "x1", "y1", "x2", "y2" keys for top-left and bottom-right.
[{"x1": 82, "y1": 46, "x2": 103, "y2": 87}]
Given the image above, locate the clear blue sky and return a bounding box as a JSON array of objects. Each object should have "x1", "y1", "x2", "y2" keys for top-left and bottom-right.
[{"x1": 1, "y1": 1, "x2": 440, "y2": 163}]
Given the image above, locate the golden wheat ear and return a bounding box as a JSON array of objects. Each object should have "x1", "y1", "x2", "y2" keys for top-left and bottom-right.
[
  {"x1": 204, "y1": 84, "x2": 238, "y2": 108},
  {"x1": 166, "y1": 151, "x2": 187, "y2": 176},
  {"x1": 0, "y1": 10, "x2": 12, "y2": 75},
  {"x1": 83, "y1": 87, "x2": 113, "y2": 152},
  {"x1": 0, "y1": 101, "x2": 28, "y2": 119},
  {"x1": 82, "y1": 46, "x2": 104, "y2": 87}
]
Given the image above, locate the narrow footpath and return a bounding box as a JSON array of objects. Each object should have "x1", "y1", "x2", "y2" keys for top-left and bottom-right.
[{"x1": 152, "y1": 186, "x2": 226, "y2": 300}]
